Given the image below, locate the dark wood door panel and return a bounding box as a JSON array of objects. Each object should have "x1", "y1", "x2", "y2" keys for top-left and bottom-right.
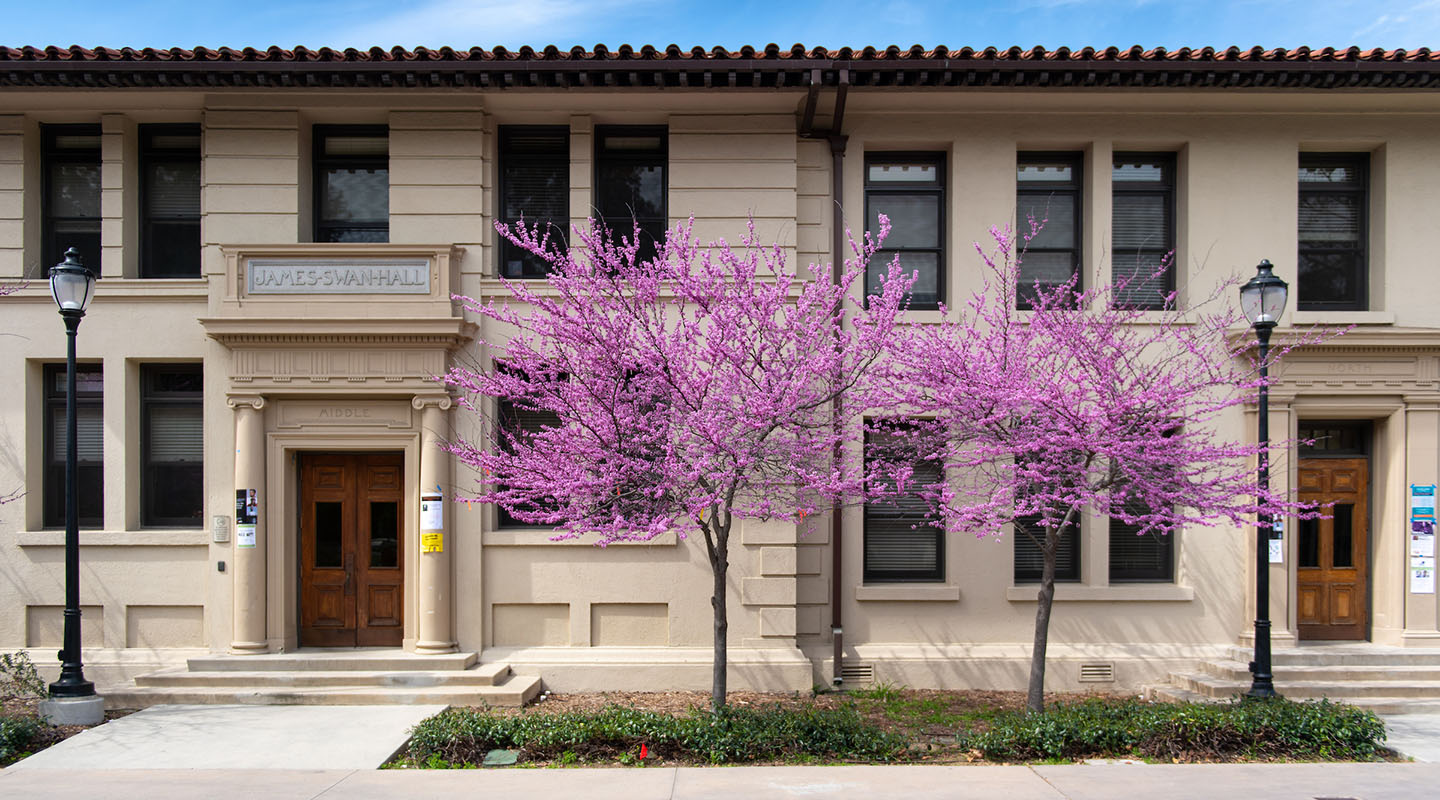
[{"x1": 1297, "y1": 457, "x2": 1368, "y2": 641}]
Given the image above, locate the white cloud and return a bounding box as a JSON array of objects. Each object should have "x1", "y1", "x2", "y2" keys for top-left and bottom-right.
[{"x1": 321, "y1": 0, "x2": 657, "y2": 49}]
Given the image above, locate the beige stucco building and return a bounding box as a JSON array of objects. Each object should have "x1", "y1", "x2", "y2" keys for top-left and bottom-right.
[{"x1": 2, "y1": 45, "x2": 1439, "y2": 701}]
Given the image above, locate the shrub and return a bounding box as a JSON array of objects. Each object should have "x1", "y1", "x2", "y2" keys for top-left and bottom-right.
[
  {"x1": 406, "y1": 704, "x2": 905, "y2": 766},
  {"x1": 961, "y1": 698, "x2": 1387, "y2": 762},
  {"x1": 0, "y1": 652, "x2": 47, "y2": 700},
  {"x1": 0, "y1": 715, "x2": 42, "y2": 765}
]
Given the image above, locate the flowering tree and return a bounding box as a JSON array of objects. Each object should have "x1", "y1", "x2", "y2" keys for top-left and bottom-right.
[
  {"x1": 874, "y1": 225, "x2": 1325, "y2": 713},
  {"x1": 443, "y1": 219, "x2": 911, "y2": 710}
]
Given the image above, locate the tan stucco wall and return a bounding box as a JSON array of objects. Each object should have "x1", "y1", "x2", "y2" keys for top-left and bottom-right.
[{"x1": 2, "y1": 87, "x2": 1439, "y2": 692}]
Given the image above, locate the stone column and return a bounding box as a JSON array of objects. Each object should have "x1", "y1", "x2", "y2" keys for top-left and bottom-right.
[
  {"x1": 414, "y1": 395, "x2": 457, "y2": 654},
  {"x1": 228, "y1": 395, "x2": 268, "y2": 654},
  {"x1": 1404, "y1": 395, "x2": 1440, "y2": 644}
]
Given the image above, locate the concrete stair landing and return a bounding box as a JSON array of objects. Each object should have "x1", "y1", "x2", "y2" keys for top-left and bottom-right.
[
  {"x1": 1148, "y1": 644, "x2": 1440, "y2": 714},
  {"x1": 107, "y1": 650, "x2": 542, "y2": 710}
]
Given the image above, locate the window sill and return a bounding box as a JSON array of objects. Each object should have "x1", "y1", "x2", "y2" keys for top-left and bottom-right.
[
  {"x1": 482, "y1": 530, "x2": 679, "y2": 547},
  {"x1": 1005, "y1": 584, "x2": 1193, "y2": 602},
  {"x1": 17, "y1": 530, "x2": 209, "y2": 547},
  {"x1": 855, "y1": 583, "x2": 961, "y2": 602},
  {"x1": 1290, "y1": 311, "x2": 1394, "y2": 326}
]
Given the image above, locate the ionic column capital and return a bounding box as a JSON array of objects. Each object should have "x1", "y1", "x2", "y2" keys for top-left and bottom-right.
[
  {"x1": 227, "y1": 394, "x2": 267, "y2": 411},
  {"x1": 412, "y1": 394, "x2": 453, "y2": 411}
]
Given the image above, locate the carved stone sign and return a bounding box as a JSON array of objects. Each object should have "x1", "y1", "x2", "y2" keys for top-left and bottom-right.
[
  {"x1": 275, "y1": 400, "x2": 413, "y2": 429},
  {"x1": 246, "y1": 258, "x2": 431, "y2": 295}
]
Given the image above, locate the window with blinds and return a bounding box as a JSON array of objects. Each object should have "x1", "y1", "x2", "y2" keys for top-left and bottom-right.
[
  {"x1": 1013, "y1": 513, "x2": 1080, "y2": 583},
  {"x1": 499, "y1": 126, "x2": 570, "y2": 278},
  {"x1": 1016, "y1": 153, "x2": 1083, "y2": 309},
  {"x1": 44, "y1": 363, "x2": 104, "y2": 529},
  {"x1": 42, "y1": 125, "x2": 102, "y2": 275},
  {"x1": 314, "y1": 126, "x2": 389, "y2": 243},
  {"x1": 865, "y1": 153, "x2": 945, "y2": 310},
  {"x1": 1108, "y1": 501, "x2": 1175, "y2": 582},
  {"x1": 496, "y1": 397, "x2": 562, "y2": 528},
  {"x1": 863, "y1": 429, "x2": 944, "y2": 582},
  {"x1": 1111, "y1": 153, "x2": 1175, "y2": 310},
  {"x1": 141, "y1": 124, "x2": 201, "y2": 278},
  {"x1": 595, "y1": 126, "x2": 667, "y2": 264},
  {"x1": 1298, "y1": 154, "x2": 1368, "y2": 311},
  {"x1": 142, "y1": 364, "x2": 203, "y2": 527}
]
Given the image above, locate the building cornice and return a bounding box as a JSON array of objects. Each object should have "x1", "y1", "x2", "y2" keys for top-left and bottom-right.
[{"x1": 199, "y1": 316, "x2": 476, "y2": 348}]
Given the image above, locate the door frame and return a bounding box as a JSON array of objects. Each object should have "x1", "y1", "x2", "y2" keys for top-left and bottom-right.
[
  {"x1": 266, "y1": 429, "x2": 420, "y2": 652},
  {"x1": 1294, "y1": 419, "x2": 1374, "y2": 642}
]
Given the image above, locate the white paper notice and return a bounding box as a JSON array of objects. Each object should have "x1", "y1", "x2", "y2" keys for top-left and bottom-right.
[
  {"x1": 421, "y1": 495, "x2": 443, "y2": 532},
  {"x1": 1413, "y1": 535, "x2": 1436, "y2": 558},
  {"x1": 1412, "y1": 562, "x2": 1436, "y2": 594},
  {"x1": 236, "y1": 523, "x2": 256, "y2": 548},
  {"x1": 1268, "y1": 540, "x2": 1284, "y2": 563}
]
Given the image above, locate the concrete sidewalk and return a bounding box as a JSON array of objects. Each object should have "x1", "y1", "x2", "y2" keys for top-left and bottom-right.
[
  {"x1": 2, "y1": 763, "x2": 1439, "y2": 799},
  {"x1": 6, "y1": 704, "x2": 444, "y2": 770}
]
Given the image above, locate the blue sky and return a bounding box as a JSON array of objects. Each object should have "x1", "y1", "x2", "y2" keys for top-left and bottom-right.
[{"x1": 4, "y1": 0, "x2": 1438, "y2": 50}]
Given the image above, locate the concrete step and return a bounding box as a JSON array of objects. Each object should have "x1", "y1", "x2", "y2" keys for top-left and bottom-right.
[
  {"x1": 1146, "y1": 682, "x2": 1440, "y2": 715},
  {"x1": 1201, "y1": 659, "x2": 1440, "y2": 683},
  {"x1": 106, "y1": 673, "x2": 542, "y2": 710},
  {"x1": 136, "y1": 663, "x2": 512, "y2": 689},
  {"x1": 186, "y1": 650, "x2": 478, "y2": 673},
  {"x1": 1171, "y1": 670, "x2": 1440, "y2": 700},
  {"x1": 1225, "y1": 645, "x2": 1440, "y2": 667}
]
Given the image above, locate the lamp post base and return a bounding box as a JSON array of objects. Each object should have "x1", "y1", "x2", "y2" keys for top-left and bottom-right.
[{"x1": 39, "y1": 695, "x2": 105, "y2": 726}]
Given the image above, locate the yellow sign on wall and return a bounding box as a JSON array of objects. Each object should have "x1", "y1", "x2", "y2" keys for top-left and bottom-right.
[{"x1": 421, "y1": 532, "x2": 443, "y2": 553}]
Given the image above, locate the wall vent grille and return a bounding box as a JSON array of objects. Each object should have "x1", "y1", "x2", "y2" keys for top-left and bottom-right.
[
  {"x1": 839, "y1": 662, "x2": 874, "y2": 687},
  {"x1": 1079, "y1": 663, "x2": 1116, "y2": 683}
]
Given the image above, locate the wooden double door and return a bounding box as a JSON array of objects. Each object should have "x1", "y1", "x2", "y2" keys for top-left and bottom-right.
[
  {"x1": 1296, "y1": 457, "x2": 1369, "y2": 640},
  {"x1": 300, "y1": 453, "x2": 404, "y2": 647}
]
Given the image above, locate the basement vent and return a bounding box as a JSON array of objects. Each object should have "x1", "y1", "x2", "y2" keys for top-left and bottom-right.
[
  {"x1": 839, "y1": 662, "x2": 874, "y2": 687},
  {"x1": 1078, "y1": 663, "x2": 1116, "y2": 683}
]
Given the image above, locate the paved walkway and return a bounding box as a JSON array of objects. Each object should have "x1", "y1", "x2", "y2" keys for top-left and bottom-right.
[
  {"x1": 1380, "y1": 713, "x2": 1440, "y2": 763},
  {"x1": 6, "y1": 704, "x2": 445, "y2": 770},
  {"x1": 2, "y1": 763, "x2": 1440, "y2": 799}
]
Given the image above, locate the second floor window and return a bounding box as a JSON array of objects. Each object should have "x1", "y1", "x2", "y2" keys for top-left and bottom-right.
[
  {"x1": 1298, "y1": 153, "x2": 1368, "y2": 311},
  {"x1": 42, "y1": 125, "x2": 102, "y2": 272},
  {"x1": 595, "y1": 126, "x2": 667, "y2": 263},
  {"x1": 314, "y1": 126, "x2": 388, "y2": 243},
  {"x1": 1111, "y1": 153, "x2": 1175, "y2": 309},
  {"x1": 1016, "y1": 153, "x2": 1083, "y2": 309},
  {"x1": 499, "y1": 126, "x2": 570, "y2": 278},
  {"x1": 865, "y1": 154, "x2": 945, "y2": 310},
  {"x1": 141, "y1": 124, "x2": 202, "y2": 278}
]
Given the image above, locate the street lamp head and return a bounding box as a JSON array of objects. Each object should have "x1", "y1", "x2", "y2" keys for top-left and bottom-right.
[
  {"x1": 48, "y1": 247, "x2": 96, "y2": 315},
  {"x1": 1239, "y1": 259, "x2": 1288, "y2": 328}
]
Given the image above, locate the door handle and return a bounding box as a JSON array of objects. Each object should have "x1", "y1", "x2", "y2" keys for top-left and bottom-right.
[{"x1": 343, "y1": 552, "x2": 355, "y2": 596}]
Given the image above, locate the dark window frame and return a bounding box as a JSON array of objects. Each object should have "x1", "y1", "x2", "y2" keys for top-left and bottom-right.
[
  {"x1": 1110, "y1": 151, "x2": 1176, "y2": 310},
  {"x1": 498, "y1": 125, "x2": 571, "y2": 278},
  {"x1": 312, "y1": 124, "x2": 389, "y2": 243},
  {"x1": 139, "y1": 123, "x2": 202, "y2": 278},
  {"x1": 1013, "y1": 514, "x2": 1082, "y2": 583},
  {"x1": 1016, "y1": 151, "x2": 1084, "y2": 309},
  {"x1": 41, "y1": 123, "x2": 103, "y2": 274},
  {"x1": 494, "y1": 391, "x2": 562, "y2": 529},
  {"x1": 43, "y1": 362, "x2": 104, "y2": 530},
  {"x1": 594, "y1": 125, "x2": 668, "y2": 262},
  {"x1": 1107, "y1": 502, "x2": 1176, "y2": 583},
  {"x1": 1297, "y1": 419, "x2": 1372, "y2": 458},
  {"x1": 1297, "y1": 152, "x2": 1369, "y2": 312},
  {"x1": 862, "y1": 425, "x2": 945, "y2": 583},
  {"x1": 864, "y1": 152, "x2": 946, "y2": 311},
  {"x1": 140, "y1": 363, "x2": 204, "y2": 528}
]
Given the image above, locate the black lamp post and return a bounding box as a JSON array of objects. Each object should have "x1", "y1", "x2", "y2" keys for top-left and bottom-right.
[
  {"x1": 1239, "y1": 259, "x2": 1287, "y2": 701},
  {"x1": 47, "y1": 247, "x2": 97, "y2": 699}
]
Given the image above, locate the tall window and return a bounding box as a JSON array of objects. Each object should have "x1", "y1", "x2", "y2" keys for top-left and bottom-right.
[
  {"x1": 142, "y1": 364, "x2": 204, "y2": 527},
  {"x1": 1298, "y1": 153, "x2": 1368, "y2": 311},
  {"x1": 314, "y1": 126, "x2": 388, "y2": 243},
  {"x1": 42, "y1": 125, "x2": 103, "y2": 272},
  {"x1": 1111, "y1": 153, "x2": 1175, "y2": 309},
  {"x1": 498, "y1": 126, "x2": 570, "y2": 278},
  {"x1": 595, "y1": 125, "x2": 667, "y2": 263},
  {"x1": 1108, "y1": 499, "x2": 1174, "y2": 582},
  {"x1": 1013, "y1": 507, "x2": 1080, "y2": 583},
  {"x1": 44, "y1": 364, "x2": 104, "y2": 529},
  {"x1": 863, "y1": 426, "x2": 944, "y2": 582},
  {"x1": 864, "y1": 154, "x2": 945, "y2": 309},
  {"x1": 1016, "y1": 153, "x2": 1082, "y2": 309},
  {"x1": 141, "y1": 124, "x2": 202, "y2": 278},
  {"x1": 495, "y1": 397, "x2": 561, "y2": 528}
]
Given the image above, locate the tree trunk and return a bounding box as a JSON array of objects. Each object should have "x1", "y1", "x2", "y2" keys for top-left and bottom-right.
[
  {"x1": 706, "y1": 524, "x2": 730, "y2": 712},
  {"x1": 1026, "y1": 529, "x2": 1059, "y2": 714}
]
